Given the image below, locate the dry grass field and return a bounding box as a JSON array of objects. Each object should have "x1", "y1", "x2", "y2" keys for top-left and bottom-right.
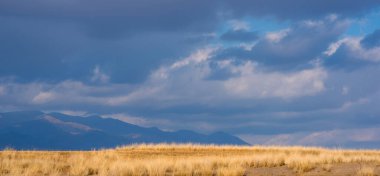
[{"x1": 1, "y1": 144, "x2": 380, "y2": 176}]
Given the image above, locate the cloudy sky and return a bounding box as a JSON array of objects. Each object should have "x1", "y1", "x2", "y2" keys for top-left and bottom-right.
[{"x1": 1, "y1": 0, "x2": 380, "y2": 148}]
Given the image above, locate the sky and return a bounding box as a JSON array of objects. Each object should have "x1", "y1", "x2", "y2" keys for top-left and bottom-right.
[{"x1": 1, "y1": 0, "x2": 380, "y2": 148}]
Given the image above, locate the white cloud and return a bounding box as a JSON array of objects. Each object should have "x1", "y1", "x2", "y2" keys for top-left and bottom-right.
[
  {"x1": 324, "y1": 38, "x2": 349, "y2": 56},
  {"x1": 336, "y1": 98, "x2": 369, "y2": 112},
  {"x1": 0, "y1": 80, "x2": 125, "y2": 107},
  {"x1": 325, "y1": 37, "x2": 380, "y2": 62},
  {"x1": 265, "y1": 28, "x2": 291, "y2": 43},
  {"x1": 302, "y1": 15, "x2": 343, "y2": 28},
  {"x1": 302, "y1": 20, "x2": 324, "y2": 28},
  {"x1": 105, "y1": 86, "x2": 163, "y2": 106},
  {"x1": 101, "y1": 113, "x2": 180, "y2": 131},
  {"x1": 342, "y1": 86, "x2": 350, "y2": 95},
  {"x1": 0, "y1": 45, "x2": 379, "y2": 146},
  {"x1": 91, "y1": 66, "x2": 110, "y2": 83},
  {"x1": 241, "y1": 127, "x2": 380, "y2": 147},
  {"x1": 0, "y1": 86, "x2": 5, "y2": 96},
  {"x1": 170, "y1": 48, "x2": 215, "y2": 69},
  {"x1": 239, "y1": 42, "x2": 257, "y2": 51},
  {"x1": 223, "y1": 62, "x2": 327, "y2": 99},
  {"x1": 32, "y1": 91, "x2": 56, "y2": 104},
  {"x1": 52, "y1": 110, "x2": 89, "y2": 116},
  {"x1": 105, "y1": 48, "x2": 328, "y2": 107},
  {"x1": 102, "y1": 113, "x2": 149, "y2": 126},
  {"x1": 228, "y1": 20, "x2": 250, "y2": 31},
  {"x1": 299, "y1": 128, "x2": 380, "y2": 146},
  {"x1": 326, "y1": 14, "x2": 339, "y2": 22}
]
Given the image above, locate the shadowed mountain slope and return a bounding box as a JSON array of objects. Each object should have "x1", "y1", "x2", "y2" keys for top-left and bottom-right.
[{"x1": 0, "y1": 111, "x2": 248, "y2": 150}]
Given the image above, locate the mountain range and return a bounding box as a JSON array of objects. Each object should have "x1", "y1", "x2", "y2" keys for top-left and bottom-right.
[{"x1": 0, "y1": 111, "x2": 248, "y2": 150}]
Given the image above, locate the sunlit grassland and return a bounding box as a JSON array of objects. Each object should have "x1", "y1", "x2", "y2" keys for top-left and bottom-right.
[{"x1": 1, "y1": 144, "x2": 380, "y2": 175}]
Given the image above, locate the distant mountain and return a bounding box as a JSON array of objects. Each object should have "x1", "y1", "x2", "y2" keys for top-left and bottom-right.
[{"x1": 0, "y1": 111, "x2": 249, "y2": 150}]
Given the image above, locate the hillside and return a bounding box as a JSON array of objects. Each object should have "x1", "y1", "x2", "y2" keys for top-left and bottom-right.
[{"x1": 0, "y1": 111, "x2": 248, "y2": 150}]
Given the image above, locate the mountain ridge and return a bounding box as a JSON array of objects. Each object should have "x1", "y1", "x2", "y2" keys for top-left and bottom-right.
[{"x1": 0, "y1": 111, "x2": 249, "y2": 150}]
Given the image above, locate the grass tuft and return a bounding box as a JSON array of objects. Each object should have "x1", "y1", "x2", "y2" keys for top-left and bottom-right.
[{"x1": 357, "y1": 165, "x2": 375, "y2": 176}]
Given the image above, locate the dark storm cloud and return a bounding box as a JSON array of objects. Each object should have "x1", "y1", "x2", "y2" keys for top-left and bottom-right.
[
  {"x1": 205, "y1": 60, "x2": 245, "y2": 80},
  {"x1": 114, "y1": 64, "x2": 380, "y2": 136},
  {"x1": 324, "y1": 44, "x2": 372, "y2": 70},
  {"x1": 325, "y1": 29, "x2": 380, "y2": 70},
  {"x1": 224, "y1": 0, "x2": 380, "y2": 20},
  {"x1": 1, "y1": 0, "x2": 379, "y2": 83},
  {"x1": 215, "y1": 18, "x2": 348, "y2": 70},
  {"x1": 0, "y1": 18, "x2": 87, "y2": 82},
  {"x1": 0, "y1": 0, "x2": 220, "y2": 38},
  {"x1": 0, "y1": 18, "x2": 209, "y2": 83},
  {"x1": 1, "y1": 0, "x2": 378, "y2": 41},
  {"x1": 361, "y1": 29, "x2": 380, "y2": 49},
  {"x1": 220, "y1": 30, "x2": 258, "y2": 42},
  {"x1": 3, "y1": 0, "x2": 379, "y2": 26},
  {"x1": 0, "y1": 0, "x2": 220, "y2": 83}
]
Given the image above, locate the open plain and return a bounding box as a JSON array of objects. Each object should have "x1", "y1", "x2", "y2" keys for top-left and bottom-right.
[{"x1": 1, "y1": 144, "x2": 380, "y2": 176}]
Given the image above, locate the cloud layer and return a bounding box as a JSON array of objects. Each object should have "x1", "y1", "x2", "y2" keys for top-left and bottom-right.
[{"x1": 1, "y1": 0, "x2": 380, "y2": 148}]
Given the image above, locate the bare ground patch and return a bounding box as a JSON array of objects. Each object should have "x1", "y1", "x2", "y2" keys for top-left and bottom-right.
[{"x1": 246, "y1": 162, "x2": 380, "y2": 176}]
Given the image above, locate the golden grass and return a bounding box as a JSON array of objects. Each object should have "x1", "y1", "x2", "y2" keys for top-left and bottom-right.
[
  {"x1": 0, "y1": 144, "x2": 380, "y2": 176},
  {"x1": 321, "y1": 163, "x2": 333, "y2": 172},
  {"x1": 357, "y1": 165, "x2": 376, "y2": 176}
]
